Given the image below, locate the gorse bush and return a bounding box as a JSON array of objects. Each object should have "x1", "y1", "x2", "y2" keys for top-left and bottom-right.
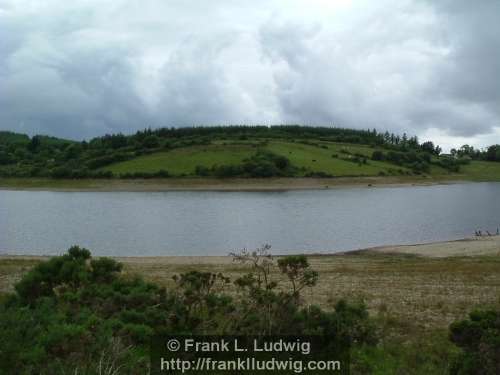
[
  {"x1": 0, "y1": 245, "x2": 378, "y2": 374},
  {"x1": 449, "y1": 309, "x2": 500, "y2": 375}
]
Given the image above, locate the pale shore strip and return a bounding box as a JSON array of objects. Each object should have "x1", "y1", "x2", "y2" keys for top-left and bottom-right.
[
  {"x1": 352, "y1": 236, "x2": 500, "y2": 258},
  {"x1": 2, "y1": 236, "x2": 499, "y2": 263},
  {"x1": 0, "y1": 176, "x2": 472, "y2": 192}
]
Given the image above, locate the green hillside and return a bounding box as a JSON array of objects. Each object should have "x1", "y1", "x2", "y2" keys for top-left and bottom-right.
[
  {"x1": 0, "y1": 131, "x2": 30, "y2": 145},
  {"x1": 1, "y1": 126, "x2": 500, "y2": 181},
  {"x1": 104, "y1": 144, "x2": 256, "y2": 176},
  {"x1": 103, "y1": 137, "x2": 500, "y2": 180},
  {"x1": 103, "y1": 140, "x2": 411, "y2": 177},
  {"x1": 458, "y1": 161, "x2": 500, "y2": 181}
]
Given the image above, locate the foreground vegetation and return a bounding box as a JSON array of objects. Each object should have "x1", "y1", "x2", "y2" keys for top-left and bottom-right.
[
  {"x1": 1, "y1": 247, "x2": 499, "y2": 374},
  {"x1": 2, "y1": 126, "x2": 499, "y2": 183}
]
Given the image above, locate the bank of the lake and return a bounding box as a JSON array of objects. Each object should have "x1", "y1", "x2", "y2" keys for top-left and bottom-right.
[
  {"x1": 2, "y1": 236, "x2": 499, "y2": 331},
  {"x1": 0, "y1": 175, "x2": 479, "y2": 192}
]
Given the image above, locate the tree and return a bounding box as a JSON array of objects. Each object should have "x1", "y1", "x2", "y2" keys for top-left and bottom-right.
[
  {"x1": 27, "y1": 135, "x2": 41, "y2": 152},
  {"x1": 485, "y1": 145, "x2": 500, "y2": 162},
  {"x1": 142, "y1": 135, "x2": 161, "y2": 148},
  {"x1": 421, "y1": 141, "x2": 438, "y2": 155},
  {"x1": 277, "y1": 255, "x2": 318, "y2": 297}
]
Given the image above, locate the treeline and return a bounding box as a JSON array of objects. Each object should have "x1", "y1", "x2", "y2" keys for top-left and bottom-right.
[
  {"x1": 0, "y1": 126, "x2": 497, "y2": 179},
  {"x1": 372, "y1": 149, "x2": 468, "y2": 174},
  {"x1": 450, "y1": 144, "x2": 500, "y2": 162}
]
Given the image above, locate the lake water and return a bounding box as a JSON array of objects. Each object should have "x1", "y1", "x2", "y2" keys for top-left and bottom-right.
[{"x1": 1, "y1": 183, "x2": 500, "y2": 256}]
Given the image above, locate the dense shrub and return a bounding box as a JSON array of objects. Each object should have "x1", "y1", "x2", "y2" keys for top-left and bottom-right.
[
  {"x1": 433, "y1": 156, "x2": 470, "y2": 172},
  {"x1": 372, "y1": 150, "x2": 384, "y2": 161},
  {"x1": 305, "y1": 171, "x2": 334, "y2": 177},
  {"x1": 119, "y1": 170, "x2": 169, "y2": 179},
  {"x1": 212, "y1": 164, "x2": 244, "y2": 178},
  {"x1": 195, "y1": 150, "x2": 296, "y2": 178},
  {"x1": 449, "y1": 309, "x2": 500, "y2": 375},
  {"x1": 0, "y1": 245, "x2": 378, "y2": 374},
  {"x1": 372, "y1": 150, "x2": 431, "y2": 173},
  {"x1": 50, "y1": 167, "x2": 114, "y2": 179},
  {"x1": 485, "y1": 145, "x2": 500, "y2": 162},
  {"x1": 194, "y1": 165, "x2": 210, "y2": 176}
]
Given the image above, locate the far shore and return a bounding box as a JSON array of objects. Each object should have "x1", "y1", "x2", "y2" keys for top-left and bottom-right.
[{"x1": 0, "y1": 175, "x2": 479, "y2": 192}]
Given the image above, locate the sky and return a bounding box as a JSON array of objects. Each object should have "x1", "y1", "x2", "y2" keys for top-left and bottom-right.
[{"x1": 1, "y1": 0, "x2": 499, "y2": 151}]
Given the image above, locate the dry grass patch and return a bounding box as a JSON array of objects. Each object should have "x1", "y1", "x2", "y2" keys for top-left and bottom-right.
[{"x1": 1, "y1": 252, "x2": 499, "y2": 335}]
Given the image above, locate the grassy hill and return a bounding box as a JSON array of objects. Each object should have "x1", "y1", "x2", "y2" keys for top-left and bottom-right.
[
  {"x1": 102, "y1": 140, "x2": 500, "y2": 180},
  {"x1": 1, "y1": 125, "x2": 500, "y2": 182},
  {"x1": 458, "y1": 160, "x2": 500, "y2": 181},
  {"x1": 0, "y1": 131, "x2": 30, "y2": 145},
  {"x1": 104, "y1": 143, "x2": 256, "y2": 176},
  {"x1": 103, "y1": 140, "x2": 413, "y2": 177}
]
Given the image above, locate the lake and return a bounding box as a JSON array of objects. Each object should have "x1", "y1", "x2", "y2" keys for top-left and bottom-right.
[{"x1": 1, "y1": 182, "x2": 500, "y2": 256}]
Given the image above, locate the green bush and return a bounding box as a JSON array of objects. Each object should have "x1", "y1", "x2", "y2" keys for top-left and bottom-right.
[
  {"x1": 449, "y1": 309, "x2": 500, "y2": 375},
  {"x1": 0, "y1": 245, "x2": 378, "y2": 374},
  {"x1": 193, "y1": 150, "x2": 296, "y2": 178}
]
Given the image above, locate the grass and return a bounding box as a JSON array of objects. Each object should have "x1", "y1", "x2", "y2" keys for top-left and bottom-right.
[
  {"x1": 0, "y1": 258, "x2": 41, "y2": 295},
  {"x1": 103, "y1": 144, "x2": 256, "y2": 175},
  {"x1": 268, "y1": 141, "x2": 405, "y2": 176},
  {"x1": 104, "y1": 140, "x2": 407, "y2": 177},
  {"x1": 102, "y1": 139, "x2": 500, "y2": 181},
  {"x1": 457, "y1": 160, "x2": 500, "y2": 181}
]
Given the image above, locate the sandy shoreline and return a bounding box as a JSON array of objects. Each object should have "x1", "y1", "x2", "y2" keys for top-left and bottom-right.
[
  {"x1": 353, "y1": 236, "x2": 500, "y2": 258},
  {"x1": 2, "y1": 236, "x2": 499, "y2": 333},
  {"x1": 2, "y1": 236, "x2": 499, "y2": 262},
  {"x1": 0, "y1": 176, "x2": 473, "y2": 192}
]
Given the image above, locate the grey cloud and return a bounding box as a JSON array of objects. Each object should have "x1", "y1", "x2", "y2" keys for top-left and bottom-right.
[
  {"x1": 258, "y1": 4, "x2": 440, "y2": 131},
  {"x1": 0, "y1": 40, "x2": 151, "y2": 139},
  {"x1": 0, "y1": 0, "x2": 499, "y2": 148},
  {"x1": 258, "y1": 1, "x2": 500, "y2": 142},
  {"x1": 430, "y1": 1, "x2": 500, "y2": 107},
  {"x1": 413, "y1": 0, "x2": 500, "y2": 138}
]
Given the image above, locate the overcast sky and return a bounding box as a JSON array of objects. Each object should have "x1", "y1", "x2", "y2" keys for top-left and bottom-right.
[{"x1": 1, "y1": 0, "x2": 499, "y2": 150}]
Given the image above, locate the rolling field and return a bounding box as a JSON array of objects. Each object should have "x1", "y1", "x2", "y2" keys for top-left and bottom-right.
[
  {"x1": 101, "y1": 139, "x2": 500, "y2": 181},
  {"x1": 268, "y1": 141, "x2": 406, "y2": 176},
  {"x1": 103, "y1": 140, "x2": 407, "y2": 177},
  {"x1": 104, "y1": 143, "x2": 256, "y2": 175},
  {"x1": 458, "y1": 160, "x2": 500, "y2": 181}
]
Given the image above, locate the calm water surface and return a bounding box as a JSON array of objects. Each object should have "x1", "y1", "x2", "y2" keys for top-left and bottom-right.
[{"x1": 1, "y1": 183, "x2": 499, "y2": 256}]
